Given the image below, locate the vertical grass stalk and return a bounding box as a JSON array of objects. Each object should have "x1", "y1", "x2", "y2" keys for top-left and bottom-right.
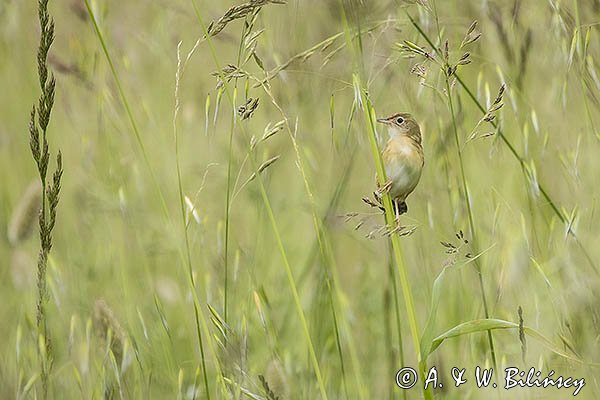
[
  {"x1": 173, "y1": 44, "x2": 212, "y2": 399},
  {"x1": 28, "y1": 0, "x2": 63, "y2": 397},
  {"x1": 83, "y1": 0, "x2": 170, "y2": 220},
  {"x1": 223, "y1": 7, "x2": 258, "y2": 326},
  {"x1": 443, "y1": 76, "x2": 497, "y2": 369},
  {"x1": 408, "y1": 5, "x2": 498, "y2": 368},
  {"x1": 86, "y1": 3, "x2": 225, "y2": 396},
  {"x1": 258, "y1": 85, "x2": 353, "y2": 398},
  {"x1": 359, "y1": 80, "x2": 432, "y2": 400},
  {"x1": 190, "y1": 1, "x2": 329, "y2": 398}
]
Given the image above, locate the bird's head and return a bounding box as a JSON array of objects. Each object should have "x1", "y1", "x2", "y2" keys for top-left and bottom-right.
[{"x1": 377, "y1": 112, "x2": 422, "y2": 144}]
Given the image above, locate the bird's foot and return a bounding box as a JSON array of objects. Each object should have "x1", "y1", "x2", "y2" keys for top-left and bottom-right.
[{"x1": 374, "y1": 180, "x2": 392, "y2": 201}]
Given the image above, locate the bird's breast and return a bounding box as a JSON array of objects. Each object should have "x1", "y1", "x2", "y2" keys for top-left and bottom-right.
[{"x1": 383, "y1": 137, "x2": 424, "y2": 200}]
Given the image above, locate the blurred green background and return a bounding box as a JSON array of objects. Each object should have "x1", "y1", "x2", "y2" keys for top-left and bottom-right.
[{"x1": 1, "y1": 0, "x2": 599, "y2": 398}]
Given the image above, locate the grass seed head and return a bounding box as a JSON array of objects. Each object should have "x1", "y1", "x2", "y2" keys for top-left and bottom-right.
[
  {"x1": 93, "y1": 299, "x2": 126, "y2": 366},
  {"x1": 238, "y1": 97, "x2": 260, "y2": 119},
  {"x1": 207, "y1": 0, "x2": 286, "y2": 37},
  {"x1": 263, "y1": 358, "x2": 289, "y2": 399},
  {"x1": 7, "y1": 181, "x2": 42, "y2": 246}
]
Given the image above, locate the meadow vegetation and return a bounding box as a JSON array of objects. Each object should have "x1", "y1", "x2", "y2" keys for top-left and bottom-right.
[{"x1": 1, "y1": 0, "x2": 599, "y2": 398}]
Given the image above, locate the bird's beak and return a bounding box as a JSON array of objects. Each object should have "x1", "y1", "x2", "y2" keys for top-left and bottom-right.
[{"x1": 376, "y1": 118, "x2": 387, "y2": 124}]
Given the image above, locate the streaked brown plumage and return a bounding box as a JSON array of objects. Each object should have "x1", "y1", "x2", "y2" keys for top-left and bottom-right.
[{"x1": 377, "y1": 112, "x2": 424, "y2": 215}]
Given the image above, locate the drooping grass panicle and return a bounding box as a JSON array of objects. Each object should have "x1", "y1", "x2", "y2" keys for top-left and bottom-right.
[{"x1": 206, "y1": 0, "x2": 286, "y2": 38}]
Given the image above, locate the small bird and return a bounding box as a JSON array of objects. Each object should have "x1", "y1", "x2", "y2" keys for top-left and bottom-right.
[{"x1": 376, "y1": 112, "x2": 424, "y2": 218}]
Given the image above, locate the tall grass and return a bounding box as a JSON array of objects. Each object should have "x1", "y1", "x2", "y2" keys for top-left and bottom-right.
[
  {"x1": 28, "y1": 0, "x2": 62, "y2": 396},
  {"x1": 1, "y1": 0, "x2": 599, "y2": 399}
]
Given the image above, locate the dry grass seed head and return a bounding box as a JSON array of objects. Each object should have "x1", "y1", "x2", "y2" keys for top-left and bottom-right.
[
  {"x1": 460, "y1": 20, "x2": 482, "y2": 49},
  {"x1": 7, "y1": 181, "x2": 42, "y2": 246},
  {"x1": 518, "y1": 306, "x2": 526, "y2": 362},
  {"x1": 93, "y1": 299, "x2": 126, "y2": 366},
  {"x1": 207, "y1": 0, "x2": 286, "y2": 37},
  {"x1": 260, "y1": 358, "x2": 289, "y2": 399},
  {"x1": 246, "y1": 155, "x2": 281, "y2": 183},
  {"x1": 238, "y1": 97, "x2": 260, "y2": 119}
]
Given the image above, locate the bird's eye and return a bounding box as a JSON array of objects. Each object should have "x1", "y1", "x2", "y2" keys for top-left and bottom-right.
[{"x1": 396, "y1": 117, "x2": 405, "y2": 124}]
